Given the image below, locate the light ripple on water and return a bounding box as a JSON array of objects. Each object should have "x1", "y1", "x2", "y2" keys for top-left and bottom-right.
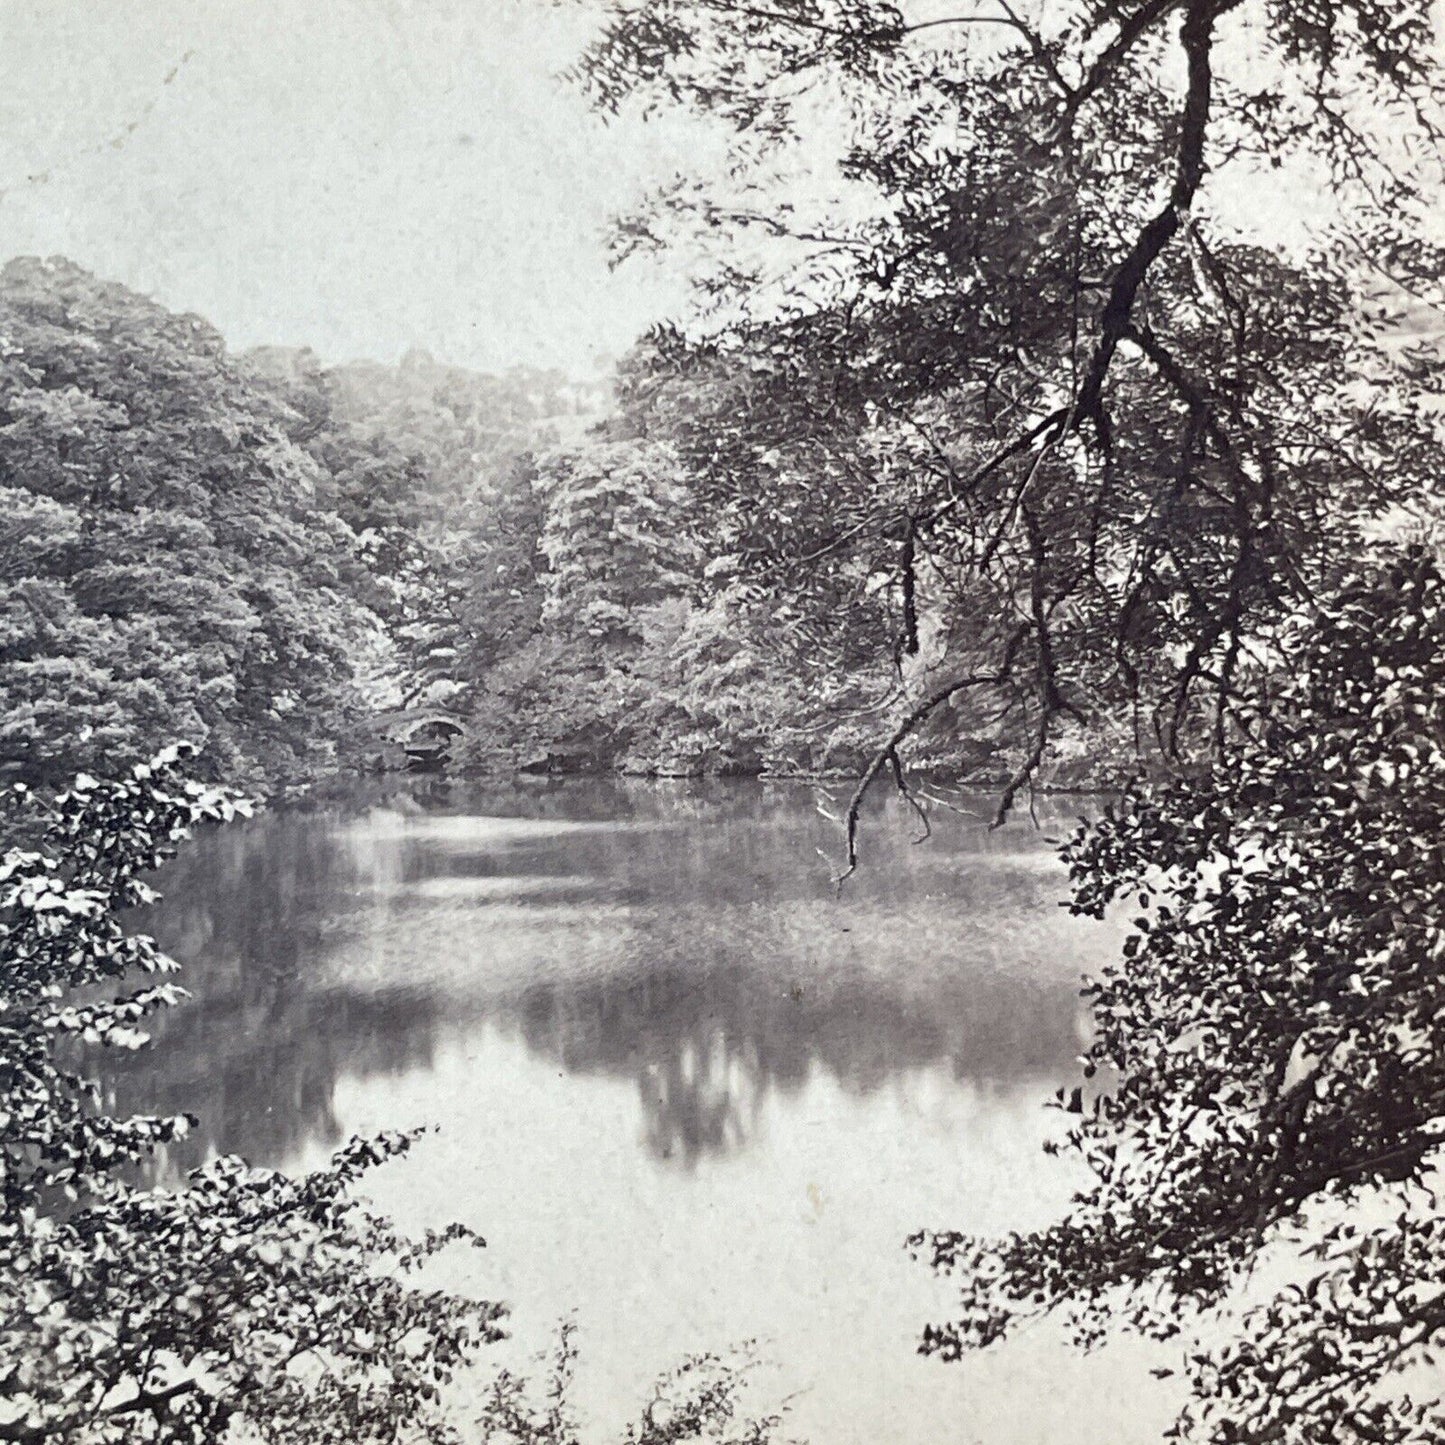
[
  {"x1": 331, "y1": 811, "x2": 664, "y2": 848},
  {"x1": 356, "y1": 874, "x2": 598, "y2": 900}
]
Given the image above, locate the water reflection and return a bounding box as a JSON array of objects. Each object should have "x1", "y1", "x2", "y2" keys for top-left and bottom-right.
[
  {"x1": 104, "y1": 779, "x2": 1182, "y2": 1445},
  {"x1": 117, "y1": 780, "x2": 1104, "y2": 1176}
]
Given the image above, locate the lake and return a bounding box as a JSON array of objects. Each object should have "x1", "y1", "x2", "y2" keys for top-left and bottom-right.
[{"x1": 119, "y1": 776, "x2": 1179, "y2": 1445}]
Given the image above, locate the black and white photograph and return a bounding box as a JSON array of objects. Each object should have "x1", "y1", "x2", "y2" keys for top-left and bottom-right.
[{"x1": 3, "y1": 2, "x2": 1444, "y2": 1443}]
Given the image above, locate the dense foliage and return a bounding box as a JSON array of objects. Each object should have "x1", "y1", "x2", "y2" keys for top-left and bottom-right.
[
  {"x1": 571, "y1": 0, "x2": 1445, "y2": 819},
  {"x1": 0, "y1": 255, "x2": 903, "y2": 787},
  {"x1": 0, "y1": 260, "x2": 375, "y2": 789},
  {"x1": 0, "y1": 747, "x2": 505, "y2": 1443},
  {"x1": 563, "y1": 0, "x2": 1445, "y2": 1439},
  {"x1": 244, "y1": 345, "x2": 598, "y2": 720},
  {"x1": 456, "y1": 435, "x2": 894, "y2": 776},
  {"x1": 916, "y1": 548, "x2": 1445, "y2": 1442},
  {"x1": 475, "y1": 1321, "x2": 790, "y2": 1445}
]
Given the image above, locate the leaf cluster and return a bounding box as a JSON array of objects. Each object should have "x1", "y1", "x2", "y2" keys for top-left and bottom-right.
[{"x1": 1, "y1": 749, "x2": 504, "y2": 1444}]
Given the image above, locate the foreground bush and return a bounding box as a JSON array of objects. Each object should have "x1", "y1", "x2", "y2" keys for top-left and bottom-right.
[
  {"x1": 915, "y1": 547, "x2": 1445, "y2": 1444},
  {"x1": 0, "y1": 746, "x2": 504, "y2": 1444},
  {"x1": 476, "y1": 1321, "x2": 791, "y2": 1445}
]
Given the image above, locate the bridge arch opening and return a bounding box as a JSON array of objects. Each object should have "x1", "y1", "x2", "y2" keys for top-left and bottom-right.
[{"x1": 399, "y1": 715, "x2": 466, "y2": 770}]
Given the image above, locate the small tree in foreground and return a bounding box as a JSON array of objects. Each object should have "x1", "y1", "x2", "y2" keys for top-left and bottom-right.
[
  {"x1": 475, "y1": 1320, "x2": 791, "y2": 1445},
  {"x1": 912, "y1": 546, "x2": 1445, "y2": 1443},
  {"x1": 0, "y1": 746, "x2": 505, "y2": 1444}
]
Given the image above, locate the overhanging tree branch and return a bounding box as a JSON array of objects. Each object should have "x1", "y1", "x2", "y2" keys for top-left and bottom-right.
[
  {"x1": 834, "y1": 623, "x2": 1028, "y2": 881},
  {"x1": 1072, "y1": 0, "x2": 1239, "y2": 429}
]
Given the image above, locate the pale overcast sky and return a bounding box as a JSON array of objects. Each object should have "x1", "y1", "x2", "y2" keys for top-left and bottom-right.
[
  {"x1": 0, "y1": 0, "x2": 707, "y2": 375},
  {"x1": 0, "y1": 1, "x2": 1382, "y2": 378}
]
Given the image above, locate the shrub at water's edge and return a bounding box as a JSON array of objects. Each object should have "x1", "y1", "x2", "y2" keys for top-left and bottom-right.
[{"x1": 0, "y1": 745, "x2": 505, "y2": 1443}]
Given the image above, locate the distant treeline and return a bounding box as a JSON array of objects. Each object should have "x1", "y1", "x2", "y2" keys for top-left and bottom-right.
[{"x1": 0, "y1": 257, "x2": 1120, "y2": 792}]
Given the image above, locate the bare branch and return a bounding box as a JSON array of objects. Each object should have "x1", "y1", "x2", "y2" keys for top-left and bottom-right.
[{"x1": 834, "y1": 625, "x2": 1028, "y2": 882}]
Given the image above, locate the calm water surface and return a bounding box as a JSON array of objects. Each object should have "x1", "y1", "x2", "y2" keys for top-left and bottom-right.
[{"x1": 122, "y1": 777, "x2": 1178, "y2": 1444}]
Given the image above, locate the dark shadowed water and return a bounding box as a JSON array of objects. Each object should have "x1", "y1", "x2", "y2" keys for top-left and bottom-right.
[{"x1": 118, "y1": 777, "x2": 1177, "y2": 1445}]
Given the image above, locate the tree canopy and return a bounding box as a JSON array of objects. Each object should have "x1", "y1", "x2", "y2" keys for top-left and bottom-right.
[
  {"x1": 564, "y1": 2, "x2": 1445, "y2": 1440},
  {"x1": 917, "y1": 547, "x2": 1445, "y2": 1443},
  {"x1": 2, "y1": 252, "x2": 1062, "y2": 787},
  {"x1": 573, "y1": 0, "x2": 1445, "y2": 826},
  {"x1": 0, "y1": 259, "x2": 381, "y2": 789}
]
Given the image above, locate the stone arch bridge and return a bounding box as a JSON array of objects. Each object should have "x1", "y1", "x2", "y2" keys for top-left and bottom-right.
[{"x1": 367, "y1": 708, "x2": 468, "y2": 768}]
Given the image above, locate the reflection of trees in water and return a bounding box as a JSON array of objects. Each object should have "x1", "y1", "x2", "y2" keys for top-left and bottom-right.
[
  {"x1": 110, "y1": 818, "x2": 444, "y2": 1178},
  {"x1": 108, "y1": 983, "x2": 443, "y2": 1180},
  {"x1": 487, "y1": 794, "x2": 1101, "y2": 1166},
  {"x1": 512, "y1": 968, "x2": 773, "y2": 1167},
  {"x1": 504, "y1": 948, "x2": 1090, "y2": 1168},
  {"x1": 639, "y1": 1036, "x2": 760, "y2": 1166},
  {"x1": 114, "y1": 780, "x2": 1106, "y2": 1174}
]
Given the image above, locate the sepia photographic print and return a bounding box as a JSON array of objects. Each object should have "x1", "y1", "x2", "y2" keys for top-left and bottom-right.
[{"x1": 3, "y1": 2, "x2": 1445, "y2": 1443}]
